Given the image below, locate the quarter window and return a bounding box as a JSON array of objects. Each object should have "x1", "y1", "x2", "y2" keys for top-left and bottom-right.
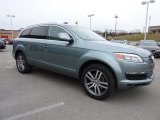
[
  {"x1": 20, "y1": 29, "x2": 31, "y2": 38},
  {"x1": 30, "y1": 26, "x2": 48, "y2": 39}
]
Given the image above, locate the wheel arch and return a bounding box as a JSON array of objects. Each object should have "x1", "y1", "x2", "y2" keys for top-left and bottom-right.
[
  {"x1": 14, "y1": 44, "x2": 27, "y2": 59},
  {"x1": 79, "y1": 60, "x2": 118, "y2": 88},
  {"x1": 15, "y1": 50, "x2": 24, "y2": 59}
]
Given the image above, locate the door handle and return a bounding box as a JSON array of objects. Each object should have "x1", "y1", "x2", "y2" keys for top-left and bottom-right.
[{"x1": 43, "y1": 44, "x2": 48, "y2": 48}]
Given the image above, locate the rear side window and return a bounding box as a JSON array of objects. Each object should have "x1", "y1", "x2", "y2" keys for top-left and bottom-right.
[
  {"x1": 30, "y1": 26, "x2": 48, "y2": 39},
  {"x1": 19, "y1": 29, "x2": 31, "y2": 38}
]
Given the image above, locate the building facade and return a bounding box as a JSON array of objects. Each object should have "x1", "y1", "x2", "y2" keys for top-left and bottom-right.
[
  {"x1": 0, "y1": 29, "x2": 21, "y2": 40},
  {"x1": 148, "y1": 26, "x2": 160, "y2": 34}
]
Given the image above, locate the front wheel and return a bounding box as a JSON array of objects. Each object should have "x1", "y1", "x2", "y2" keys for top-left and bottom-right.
[
  {"x1": 16, "y1": 52, "x2": 32, "y2": 73},
  {"x1": 81, "y1": 64, "x2": 116, "y2": 100}
]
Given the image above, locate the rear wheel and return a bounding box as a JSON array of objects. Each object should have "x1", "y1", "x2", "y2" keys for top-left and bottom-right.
[
  {"x1": 81, "y1": 64, "x2": 116, "y2": 100},
  {"x1": 16, "y1": 52, "x2": 32, "y2": 73}
]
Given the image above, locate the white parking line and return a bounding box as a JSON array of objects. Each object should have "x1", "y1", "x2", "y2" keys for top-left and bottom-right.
[
  {"x1": 0, "y1": 72, "x2": 19, "y2": 76},
  {"x1": 4, "y1": 102, "x2": 64, "y2": 120},
  {"x1": 5, "y1": 65, "x2": 15, "y2": 68},
  {"x1": 0, "y1": 65, "x2": 15, "y2": 69},
  {"x1": 8, "y1": 60, "x2": 15, "y2": 63}
]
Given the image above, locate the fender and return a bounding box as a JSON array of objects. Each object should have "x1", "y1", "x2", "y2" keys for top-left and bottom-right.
[
  {"x1": 14, "y1": 44, "x2": 28, "y2": 59},
  {"x1": 76, "y1": 50, "x2": 125, "y2": 82}
]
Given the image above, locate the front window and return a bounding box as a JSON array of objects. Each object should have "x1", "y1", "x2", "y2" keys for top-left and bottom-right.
[{"x1": 48, "y1": 26, "x2": 72, "y2": 40}]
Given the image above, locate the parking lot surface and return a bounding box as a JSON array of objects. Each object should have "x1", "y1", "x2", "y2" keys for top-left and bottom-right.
[{"x1": 0, "y1": 45, "x2": 160, "y2": 120}]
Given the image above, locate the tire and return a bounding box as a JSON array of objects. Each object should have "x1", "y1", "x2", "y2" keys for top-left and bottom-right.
[
  {"x1": 81, "y1": 64, "x2": 116, "y2": 100},
  {"x1": 16, "y1": 52, "x2": 32, "y2": 73}
]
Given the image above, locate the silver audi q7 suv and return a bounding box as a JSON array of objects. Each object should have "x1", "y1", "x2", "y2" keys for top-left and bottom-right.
[{"x1": 13, "y1": 23, "x2": 155, "y2": 100}]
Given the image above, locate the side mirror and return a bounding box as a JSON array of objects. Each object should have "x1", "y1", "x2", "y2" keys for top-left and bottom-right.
[{"x1": 58, "y1": 33, "x2": 74, "y2": 44}]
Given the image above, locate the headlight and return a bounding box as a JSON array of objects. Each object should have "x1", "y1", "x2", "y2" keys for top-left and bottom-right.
[
  {"x1": 113, "y1": 53, "x2": 143, "y2": 63},
  {"x1": 151, "y1": 55, "x2": 155, "y2": 61}
]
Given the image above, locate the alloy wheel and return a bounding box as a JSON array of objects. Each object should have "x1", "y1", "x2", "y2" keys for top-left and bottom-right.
[
  {"x1": 17, "y1": 55, "x2": 25, "y2": 71},
  {"x1": 84, "y1": 69, "x2": 108, "y2": 96}
]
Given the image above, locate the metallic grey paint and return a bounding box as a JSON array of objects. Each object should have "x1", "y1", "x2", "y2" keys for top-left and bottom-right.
[{"x1": 13, "y1": 23, "x2": 155, "y2": 88}]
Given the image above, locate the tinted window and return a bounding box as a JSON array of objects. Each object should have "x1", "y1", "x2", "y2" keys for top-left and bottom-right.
[
  {"x1": 48, "y1": 26, "x2": 71, "y2": 40},
  {"x1": 30, "y1": 26, "x2": 48, "y2": 39},
  {"x1": 20, "y1": 29, "x2": 31, "y2": 38}
]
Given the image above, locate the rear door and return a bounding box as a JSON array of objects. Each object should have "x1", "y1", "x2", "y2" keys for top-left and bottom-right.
[{"x1": 25, "y1": 26, "x2": 49, "y2": 65}]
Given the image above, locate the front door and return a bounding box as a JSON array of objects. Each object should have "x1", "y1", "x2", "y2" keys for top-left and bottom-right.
[{"x1": 42, "y1": 25, "x2": 76, "y2": 74}]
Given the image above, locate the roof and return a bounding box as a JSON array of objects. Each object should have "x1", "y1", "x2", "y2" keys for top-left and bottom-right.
[{"x1": 25, "y1": 22, "x2": 62, "y2": 29}]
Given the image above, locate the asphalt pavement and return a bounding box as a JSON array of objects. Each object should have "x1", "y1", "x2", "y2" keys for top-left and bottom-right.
[{"x1": 0, "y1": 45, "x2": 160, "y2": 120}]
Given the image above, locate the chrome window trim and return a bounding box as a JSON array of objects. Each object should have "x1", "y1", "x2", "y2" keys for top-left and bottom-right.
[{"x1": 21, "y1": 24, "x2": 76, "y2": 42}]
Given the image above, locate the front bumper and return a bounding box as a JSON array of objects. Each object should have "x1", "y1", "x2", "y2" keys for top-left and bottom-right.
[
  {"x1": 116, "y1": 54, "x2": 155, "y2": 89},
  {"x1": 118, "y1": 74, "x2": 154, "y2": 88}
]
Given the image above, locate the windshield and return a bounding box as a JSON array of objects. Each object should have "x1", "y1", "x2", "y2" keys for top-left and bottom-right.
[
  {"x1": 66, "y1": 26, "x2": 106, "y2": 41},
  {"x1": 140, "y1": 41, "x2": 157, "y2": 46}
]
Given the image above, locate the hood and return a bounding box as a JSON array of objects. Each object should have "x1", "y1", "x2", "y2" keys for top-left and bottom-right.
[{"x1": 84, "y1": 40, "x2": 151, "y2": 58}]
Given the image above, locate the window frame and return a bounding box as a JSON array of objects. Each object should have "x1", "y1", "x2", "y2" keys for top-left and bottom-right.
[
  {"x1": 19, "y1": 28, "x2": 32, "y2": 38},
  {"x1": 29, "y1": 26, "x2": 49, "y2": 39},
  {"x1": 48, "y1": 25, "x2": 75, "y2": 41}
]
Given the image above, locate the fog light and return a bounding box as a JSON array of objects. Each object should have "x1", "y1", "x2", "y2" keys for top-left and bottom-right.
[{"x1": 125, "y1": 72, "x2": 147, "y2": 80}]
